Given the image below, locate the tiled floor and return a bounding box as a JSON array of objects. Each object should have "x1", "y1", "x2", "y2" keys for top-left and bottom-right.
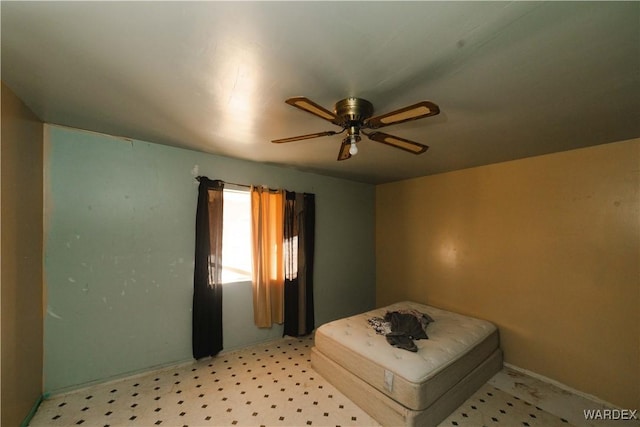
[
  {"x1": 441, "y1": 383, "x2": 570, "y2": 427},
  {"x1": 30, "y1": 336, "x2": 637, "y2": 427},
  {"x1": 487, "y1": 367, "x2": 639, "y2": 427},
  {"x1": 31, "y1": 336, "x2": 375, "y2": 427}
]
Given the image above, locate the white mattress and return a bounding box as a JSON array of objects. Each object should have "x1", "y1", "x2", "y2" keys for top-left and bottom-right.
[{"x1": 313, "y1": 301, "x2": 499, "y2": 411}]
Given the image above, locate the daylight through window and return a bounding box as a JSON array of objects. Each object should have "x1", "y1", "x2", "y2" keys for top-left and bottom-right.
[{"x1": 221, "y1": 188, "x2": 252, "y2": 283}]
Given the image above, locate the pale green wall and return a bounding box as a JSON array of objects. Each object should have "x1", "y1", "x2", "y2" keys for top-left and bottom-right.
[{"x1": 44, "y1": 125, "x2": 375, "y2": 393}]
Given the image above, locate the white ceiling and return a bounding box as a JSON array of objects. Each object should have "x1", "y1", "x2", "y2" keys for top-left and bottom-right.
[{"x1": 2, "y1": 1, "x2": 639, "y2": 184}]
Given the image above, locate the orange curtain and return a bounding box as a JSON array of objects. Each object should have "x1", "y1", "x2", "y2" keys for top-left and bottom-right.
[{"x1": 250, "y1": 186, "x2": 284, "y2": 328}]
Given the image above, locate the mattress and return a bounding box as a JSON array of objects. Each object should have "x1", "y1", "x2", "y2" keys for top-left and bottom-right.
[{"x1": 313, "y1": 301, "x2": 499, "y2": 411}]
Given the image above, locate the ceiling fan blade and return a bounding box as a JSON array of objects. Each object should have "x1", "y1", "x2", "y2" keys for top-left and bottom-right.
[
  {"x1": 272, "y1": 130, "x2": 338, "y2": 143},
  {"x1": 365, "y1": 101, "x2": 440, "y2": 129},
  {"x1": 365, "y1": 131, "x2": 429, "y2": 154},
  {"x1": 337, "y1": 137, "x2": 352, "y2": 161},
  {"x1": 285, "y1": 97, "x2": 341, "y2": 125}
]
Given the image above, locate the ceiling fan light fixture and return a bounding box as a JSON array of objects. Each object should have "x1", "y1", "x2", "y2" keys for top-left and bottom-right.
[
  {"x1": 349, "y1": 139, "x2": 358, "y2": 155},
  {"x1": 348, "y1": 125, "x2": 360, "y2": 155}
]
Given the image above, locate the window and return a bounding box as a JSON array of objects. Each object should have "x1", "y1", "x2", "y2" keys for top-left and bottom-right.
[{"x1": 221, "y1": 188, "x2": 252, "y2": 283}]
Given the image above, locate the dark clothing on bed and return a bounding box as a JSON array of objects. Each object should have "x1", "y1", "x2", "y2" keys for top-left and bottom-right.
[
  {"x1": 385, "y1": 333, "x2": 419, "y2": 352},
  {"x1": 383, "y1": 311, "x2": 429, "y2": 352},
  {"x1": 385, "y1": 312, "x2": 429, "y2": 339}
]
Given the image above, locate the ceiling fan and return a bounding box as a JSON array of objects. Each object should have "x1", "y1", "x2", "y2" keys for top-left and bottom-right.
[{"x1": 272, "y1": 96, "x2": 440, "y2": 161}]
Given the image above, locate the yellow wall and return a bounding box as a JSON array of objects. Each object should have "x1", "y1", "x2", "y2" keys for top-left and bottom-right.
[
  {"x1": 376, "y1": 139, "x2": 639, "y2": 409},
  {"x1": 1, "y1": 82, "x2": 44, "y2": 425}
]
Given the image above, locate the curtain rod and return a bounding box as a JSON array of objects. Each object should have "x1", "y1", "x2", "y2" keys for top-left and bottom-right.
[
  {"x1": 196, "y1": 176, "x2": 314, "y2": 196},
  {"x1": 223, "y1": 180, "x2": 252, "y2": 189},
  {"x1": 196, "y1": 176, "x2": 249, "y2": 188},
  {"x1": 195, "y1": 176, "x2": 260, "y2": 190}
]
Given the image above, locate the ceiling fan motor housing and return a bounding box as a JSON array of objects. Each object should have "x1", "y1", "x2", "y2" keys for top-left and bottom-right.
[{"x1": 334, "y1": 98, "x2": 374, "y2": 127}]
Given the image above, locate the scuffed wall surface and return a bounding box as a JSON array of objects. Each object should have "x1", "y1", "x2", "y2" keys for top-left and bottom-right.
[{"x1": 44, "y1": 125, "x2": 375, "y2": 393}]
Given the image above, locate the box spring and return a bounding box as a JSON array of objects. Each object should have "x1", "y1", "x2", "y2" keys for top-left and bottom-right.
[{"x1": 311, "y1": 301, "x2": 502, "y2": 426}]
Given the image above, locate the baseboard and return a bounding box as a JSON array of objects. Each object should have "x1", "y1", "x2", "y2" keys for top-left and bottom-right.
[
  {"x1": 20, "y1": 394, "x2": 44, "y2": 427},
  {"x1": 503, "y1": 362, "x2": 619, "y2": 409},
  {"x1": 44, "y1": 357, "x2": 195, "y2": 398},
  {"x1": 219, "y1": 335, "x2": 294, "y2": 355},
  {"x1": 43, "y1": 337, "x2": 305, "y2": 401}
]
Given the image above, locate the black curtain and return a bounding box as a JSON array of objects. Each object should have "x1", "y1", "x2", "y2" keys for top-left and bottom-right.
[
  {"x1": 283, "y1": 192, "x2": 315, "y2": 337},
  {"x1": 192, "y1": 177, "x2": 224, "y2": 359}
]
